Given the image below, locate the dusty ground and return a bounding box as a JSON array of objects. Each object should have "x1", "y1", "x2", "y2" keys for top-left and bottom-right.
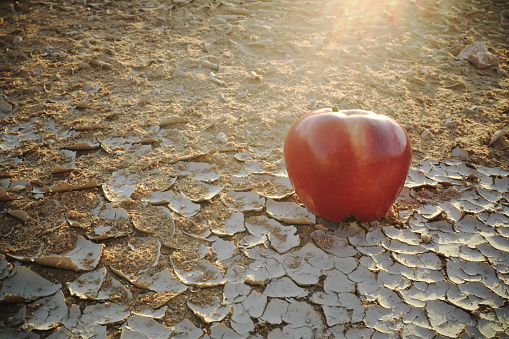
[{"x1": 0, "y1": 0, "x2": 508, "y2": 338}]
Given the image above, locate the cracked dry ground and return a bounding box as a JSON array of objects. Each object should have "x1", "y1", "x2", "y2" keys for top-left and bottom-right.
[{"x1": 1, "y1": 0, "x2": 509, "y2": 338}]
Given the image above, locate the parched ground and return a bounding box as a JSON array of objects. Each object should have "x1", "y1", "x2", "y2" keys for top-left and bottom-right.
[{"x1": 0, "y1": 0, "x2": 508, "y2": 338}]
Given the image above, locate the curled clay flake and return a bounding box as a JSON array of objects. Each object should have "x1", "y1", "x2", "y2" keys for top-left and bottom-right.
[
  {"x1": 171, "y1": 252, "x2": 226, "y2": 287},
  {"x1": 244, "y1": 256, "x2": 286, "y2": 285},
  {"x1": 134, "y1": 269, "x2": 188, "y2": 295},
  {"x1": 425, "y1": 166, "x2": 453, "y2": 183},
  {"x1": 172, "y1": 66, "x2": 188, "y2": 77},
  {"x1": 230, "y1": 304, "x2": 254, "y2": 336},
  {"x1": 162, "y1": 226, "x2": 210, "y2": 255},
  {"x1": 121, "y1": 316, "x2": 172, "y2": 338},
  {"x1": 426, "y1": 300, "x2": 473, "y2": 337},
  {"x1": 132, "y1": 204, "x2": 175, "y2": 239},
  {"x1": 223, "y1": 282, "x2": 251, "y2": 305},
  {"x1": 142, "y1": 190, "x2": 176, "y2": 205},
  {"x1": 0, "y1": 266, "x2": 62, "y2": 302},
  {"x1": 237, "y1": 89, "x2": 248, "y2": 98},
  {"x1": 0, "y1": 255, "x2": 12, "y2": 279},
  {"x1": 88, "y1": 204, "x2": 131, "y2": 240},
  {"x1": 281, "y1": 257, "x2": 321, "y2": 286},
  {"x1": 493, "y1": 176, "x2": 509, "y2": 193},
  {"x1": 249, "y1": 174, "x2": 295, "y2": 199},
  {"x1": 208, "y1": 72, "x2": 226, "y2": 86},
  {"x1": 310, "y1": 230, "x2": 357, "y2": 258},
  {"x1": 173, "y1": 161, "x2": 220, "y2": 182},
  {"x1": 6, "y1": 209, "x2": 29, "y2": 222},
  {"x1": 100, "y1": 137, "x2": 132, "y2": 153},
  {"x1": 416, "y1": 204, "x2": 443, "y2": 220},
  {"x1": 103, "y1": 170, "x2": 142, "y2": 202},
  {"x1": 68, "y1": 267, "x2": 131, "y2": 301},
  {"x1": 52, "y1": 149, "x2": 76, "y2": 174},
  {"x1": 265, "y1": 199, "x2": 315, "y2": 224},
  {"x1": 108, "y1": 237, "x2": 162, "y2": 279},
  {"x1": 65, "y1": 139, "x2": 100, "y2": 151},
  {"x1": 263, "y1": 276, "x2": 308, "y2": 298},
  {"x1": 211, "y1": 238, "x2": 237, "y2": 261},
  {"x1": 132, "y1": 307, "x2": 167, "y2": 320},
  {"x1": 282, "y1": 301, "x2": 324, "y2": 332},
  {"x1": 23, "y1": 290, "x2": 67, "y2": 331},
  {"x1": 233, "y1": 151, "x2": 251, "y2": 162},
  {"x1": 26, "y1": 236, "x2": 103, "y2": 271},
  {"x1": 268, "y1": 158, "x2": 289, "y2": 177},
  {"x1": 80, "y1": 302, "x2": 131, "y2": 327},
  {"x1": 169, "y1": 193, "x2": 200, "y2": 217},
  {"x1": 240, "y1": 233, "x2": 267, "y2": 249},
  {"x1": 200, "y1": 60, "x2": 220, "y2": 70},
  {"x1": 457, "y1": 164, "x2": 480, "y2": 179},
  {"x1": 159, "y1": 116, "x2": 190, "y2": 127},
  {"x1": 157, "y1": 128, "x2": 189, "y2": 150},
  {"x1": 245, "y1": 216, "x2": 300, "y2": 253},
  {"x1": 54, "y1": 307, "x2": 103, "y2": 338},
  {"x1": 221, "y1": 191, "x2": 265, "y2": 212},
  {"x1": 381, "y1": 227, "x2": 421, "y2": 246},
  {"x1": 176, "y1": 177, "x2": 224, "y2": 202},
  {"x1": 222, "y1": 175, "x2": 251, "y2": 191},
  {"x1": 234, "y1": 160, "x2": 265, "y2": 177},
  {"x1": 450, "y1": 200, "x2": 486, "y2": 214},
  {"x1": 405, "y1": 169, "x2": 439, "y2": 189},
  {"x1": 171, "y1": 319, "x2": 203, "y2": 339},
  {"x1": 241, "y1": 290, "x2": 267, "y2": 319},
  {"x1": 210, "y1": 323, "x2": 239, "y2": 337},
  {"x1": 392, "y1": 252, "x2": 442, "y2": 270},
  {"x1": 209, "y1": 211, "x2": 245, "y2": 236},
  {"x1": 142, "y1": 169, "x2": 177, "y2": 192},
  {"x1": 476, "y1": 164, "x2": 509, "y2": 177},
  {"x1": 476, "y1": 188, "x2": 502, "y2": 203},
  {"x1": 1, "y1": 179, "x2": 29, "y2": 192},
  {"x1": 260, "y1": 298, "x2": 289, "y2": 325},
  {"x1": 248, "y1": 70, "x2": 262, "y2": 81},
  {"x1": 187, "y1": 297, "x2": 230, "y2": 323},
  {"x1": 45, "y1": 180, "x2": 100, "y2": 193}
]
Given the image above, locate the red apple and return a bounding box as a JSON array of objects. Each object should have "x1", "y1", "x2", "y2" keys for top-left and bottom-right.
[{"x1": 284, "y1": 109, "x2": 412, "y2": 222}]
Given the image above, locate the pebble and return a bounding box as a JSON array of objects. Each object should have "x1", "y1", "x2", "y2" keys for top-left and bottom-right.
[
  {"x1": 421, "y1": 129, "x2": 434, "y2": 140},
  {"x1": 78, "y1": 61, "x2": 92, "y2": 70},
  {"x1": 76, "y1": 101, "x2": 91, "y2": 109},
  {"x1": 216, "y1": 132, "x2": 228, "y2": 144},
  {"x1": 294, "y1": 65, "x2": 308, "y2": 74},
  {"x1": 13, "y1": 36, "x2": 22, "y2": 45},
  {"x1": 173, "y1": 67, "x2": 188, "y2": 77},
  {"x1": 444, "y1": 118, "x2": 459, "y2": 129},
  {"x1": 458, "y1": 42, "x2": 499, "y2": 69},
  {"x1": 451, "y1": 147, "x2": 469, "y2": 159},
  {"x1": 500, "y1": 10, "x2": 509, "y2": 27},
  {"x1": 0, "y1": 101, "x2": 13, "y2": 113},
  {"x1": 462, "y1": 105, "x2": 482, "y2": 115}
]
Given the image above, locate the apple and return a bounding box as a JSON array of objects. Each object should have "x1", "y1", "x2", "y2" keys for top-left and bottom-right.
[{"x1": 284, "y1": 108, "x2": 412, "y2": 222}]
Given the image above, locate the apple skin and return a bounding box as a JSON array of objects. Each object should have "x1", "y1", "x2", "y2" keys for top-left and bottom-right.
[{"x1": 284, "y1": 109, "x2": 412, "y2": 222}]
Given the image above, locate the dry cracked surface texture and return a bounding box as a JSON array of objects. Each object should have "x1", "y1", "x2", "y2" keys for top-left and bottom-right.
[{"x1": 1, "y1": 0, "x2": 509, "y2": 338}]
